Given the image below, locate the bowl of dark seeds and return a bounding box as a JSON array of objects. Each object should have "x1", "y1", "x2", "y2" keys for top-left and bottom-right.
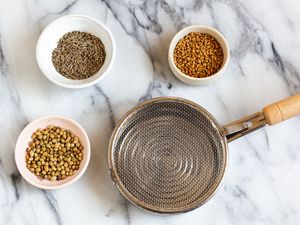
[
  {"x1": 15, "y1": 115, "x2": 91, "y2": 189},
  {"x1": 36, "y1": 15, "x2": 116, "y2": 88}
]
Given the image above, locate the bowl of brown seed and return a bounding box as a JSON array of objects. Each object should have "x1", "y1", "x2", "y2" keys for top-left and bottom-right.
[
  {"x1": 168, "y1": 25, "x2": 230, "y2": 85},
  {"x1": 36, "y1": 15, "x2": 116, "y2": 88},
  {"x1": 15, "y1": 115, "x2": 91, "y2": 189}
]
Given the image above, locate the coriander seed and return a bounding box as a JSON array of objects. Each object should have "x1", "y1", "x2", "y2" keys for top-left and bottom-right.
[{"x1": 25, "y1": 125, "x2": 84, "y2": 181}]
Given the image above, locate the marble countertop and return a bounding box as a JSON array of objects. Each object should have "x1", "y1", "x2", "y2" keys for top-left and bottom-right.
[{"x1": 0, "y1": 0, "x2": 300, "y2": 224}]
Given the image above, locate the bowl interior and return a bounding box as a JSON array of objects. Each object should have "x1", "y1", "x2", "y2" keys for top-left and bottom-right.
[
  {"x1": 169, "y1": 25, "x2": 229, "y2": 80},
  {"x1": 36, "y1": 15, "x2": 114, "y2": 88},
  {"x1": 15, "y1": 116, "x2": 90, "y2": 189}
]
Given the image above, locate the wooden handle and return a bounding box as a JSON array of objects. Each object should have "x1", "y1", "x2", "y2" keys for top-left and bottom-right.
[{"x1": 262, "y1": 93, "x2": 300, "y2": 125}]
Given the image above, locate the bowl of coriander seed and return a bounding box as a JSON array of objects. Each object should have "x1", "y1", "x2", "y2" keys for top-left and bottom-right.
[
  {"x1": 168, "y1": 25, "x2": 230, "y2": 85},
  {"x1": 15, "y1": 115, "x2": 91, "y2": 189},
  {"x1": 36, "y1": 15, "x2": 116, "y2": 89}
]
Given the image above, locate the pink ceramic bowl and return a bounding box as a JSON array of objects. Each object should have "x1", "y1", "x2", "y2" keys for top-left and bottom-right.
[{"x1": 15, "y1": 115, "x2": 91, "y2": 189}]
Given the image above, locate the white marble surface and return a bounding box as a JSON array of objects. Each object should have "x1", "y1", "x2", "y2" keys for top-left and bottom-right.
[{"x1": 0, "y1": 0, "x2": 300, "y2": 224}]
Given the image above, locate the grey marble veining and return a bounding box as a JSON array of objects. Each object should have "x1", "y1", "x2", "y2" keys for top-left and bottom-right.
[{"x1": 0, "y1": 0, "x2": 300, "y2": 224}]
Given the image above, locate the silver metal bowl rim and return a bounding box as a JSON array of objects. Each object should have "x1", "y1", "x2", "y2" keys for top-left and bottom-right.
[{"x1": 108, "y1": 97, "x2": 229, "y2": 214}]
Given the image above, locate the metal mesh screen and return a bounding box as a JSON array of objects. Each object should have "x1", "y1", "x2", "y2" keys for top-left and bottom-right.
[{"x1": 111, "y1": 99, "x2": 226, "y2": 213}]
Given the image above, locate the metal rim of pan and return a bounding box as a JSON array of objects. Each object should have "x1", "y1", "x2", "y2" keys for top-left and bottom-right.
[{"x1": 108, "y1": 97, "x2": 228, "y2": 214}]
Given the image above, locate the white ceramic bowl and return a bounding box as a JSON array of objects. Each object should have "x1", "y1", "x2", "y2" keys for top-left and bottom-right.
[
  {"x1": 168, "y1": 25, "x2": 230, "y2": 86},
  {"x1": 36, "y1": 15, "x2": 116, "y2": 89},
  {"x1": 15, "y1": 115, "x2": 91, "y2": 189}
]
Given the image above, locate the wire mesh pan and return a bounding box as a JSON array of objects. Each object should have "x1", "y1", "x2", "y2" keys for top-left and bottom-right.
[{"x1": 108, "y1": 98, "x2": 228, "y2": 213}]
